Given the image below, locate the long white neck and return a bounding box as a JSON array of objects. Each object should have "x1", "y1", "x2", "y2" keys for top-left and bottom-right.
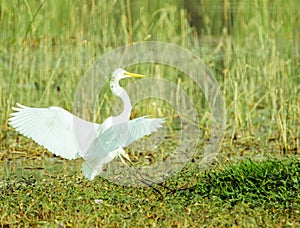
[{"x1": 110, "y1": 78, "x2": 132, "y2": 122}]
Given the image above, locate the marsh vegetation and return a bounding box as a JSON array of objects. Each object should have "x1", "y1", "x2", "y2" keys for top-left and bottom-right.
[{"x1": 0, "y1": 0, "x2": 299, "y2": 226}]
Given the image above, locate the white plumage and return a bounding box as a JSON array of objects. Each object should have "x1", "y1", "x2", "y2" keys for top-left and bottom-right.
[{"x1": 9, "y1": 69, "x2": 165, "y2": 180}]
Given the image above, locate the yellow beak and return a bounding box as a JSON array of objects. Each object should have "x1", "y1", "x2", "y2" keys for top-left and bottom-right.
[{"x1": 125, "y1": 71, "x2": 145, "y2": 78}]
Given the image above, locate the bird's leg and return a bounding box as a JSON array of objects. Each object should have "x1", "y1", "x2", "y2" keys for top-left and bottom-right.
[
  {"x1": 117, "y1": 147, "x2": 134, "y2": 167},
  {"x1": 117, "y1": 147, "x2": 163, "y2": 197}
]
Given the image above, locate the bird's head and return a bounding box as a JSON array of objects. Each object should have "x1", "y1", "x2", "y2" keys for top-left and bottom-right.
[{"x1": 112, "y1": 68, "x2": 145, "y2": 81}]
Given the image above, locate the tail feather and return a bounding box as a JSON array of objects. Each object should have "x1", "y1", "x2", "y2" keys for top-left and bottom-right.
[{"x1": 82, "y1": 161, "x2": 102, "y2": 181}]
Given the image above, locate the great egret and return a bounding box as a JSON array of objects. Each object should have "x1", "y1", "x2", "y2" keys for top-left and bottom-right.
[{"x1": 9, "y1": 68, "x2": 165, "y2": 180}]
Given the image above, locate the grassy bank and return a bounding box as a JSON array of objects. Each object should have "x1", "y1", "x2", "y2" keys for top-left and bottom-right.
[{"x1": 1, "y1": 159, "x2": 299, "y2": 227}]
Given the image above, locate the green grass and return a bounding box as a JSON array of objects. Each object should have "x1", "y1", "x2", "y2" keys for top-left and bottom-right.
[
  {"x1": 0, "y1": 0, "x2": 300, "y2": 226},
  {"x1": 176, "y1": 159, "x2": 299, "y2": 207},
  {"x1": 1, "y1": 159, "x2": 299, "y2": 227}
]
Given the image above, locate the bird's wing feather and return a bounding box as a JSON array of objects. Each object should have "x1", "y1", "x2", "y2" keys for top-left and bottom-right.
[
  {"x1": 85, "y1": 116, "x2": 165, "y2": 160},
  {"x1": 9, "y1": 103, "x2": 99, "y2": 159}
]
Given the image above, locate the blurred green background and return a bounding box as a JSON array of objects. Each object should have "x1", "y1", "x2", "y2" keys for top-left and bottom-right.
[{"x1": 1, "y1": 0, "x2": 299, "y2": 155}]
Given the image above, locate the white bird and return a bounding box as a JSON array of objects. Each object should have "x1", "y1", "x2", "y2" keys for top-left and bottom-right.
[{"x1": 9, "y1": 68, "x2": 165, "y2": 180}]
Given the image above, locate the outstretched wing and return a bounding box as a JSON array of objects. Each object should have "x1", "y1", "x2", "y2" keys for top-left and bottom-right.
[
  {"x1": 85, "y1": 116, "x2": 165, "y2": 160},
  {"x1": 9, "y1": 103, "x2": 99, "y2": 159}
]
